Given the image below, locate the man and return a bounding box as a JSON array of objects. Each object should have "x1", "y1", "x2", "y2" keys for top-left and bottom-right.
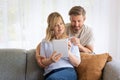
[{"x1": 66, "y1": 6, "x2": 94, "y2": 53}]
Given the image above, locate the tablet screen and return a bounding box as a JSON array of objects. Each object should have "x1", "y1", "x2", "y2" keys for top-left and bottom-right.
[{"x1": 52, "y1": 39, "x2": 68, "y2": 57}]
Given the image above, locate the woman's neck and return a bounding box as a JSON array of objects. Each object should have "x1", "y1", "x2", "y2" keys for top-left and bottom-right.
[{"x1": 55, "y1": 36, "x2": 60, "y2": 39}]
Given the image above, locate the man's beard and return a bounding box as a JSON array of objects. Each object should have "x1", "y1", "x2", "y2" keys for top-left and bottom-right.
[{"x1": 73, "y1": 29, "x2": 80, "y2": 34}]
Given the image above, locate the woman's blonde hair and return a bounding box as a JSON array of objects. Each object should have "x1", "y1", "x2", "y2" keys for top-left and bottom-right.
[{"x1": 45, "y1": 12, "x2": 67, "y2": 41}]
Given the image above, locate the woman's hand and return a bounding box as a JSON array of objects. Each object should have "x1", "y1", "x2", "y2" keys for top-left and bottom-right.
[
  {"x1": 37, "y1": 51, "x2": 62, "y2": 67},
  {"x1": 36, "y1": 55, "x2": 47, "y2": 68},
  {"x1": 50, "y1": 51, "x2": 62, "y2": 62}
]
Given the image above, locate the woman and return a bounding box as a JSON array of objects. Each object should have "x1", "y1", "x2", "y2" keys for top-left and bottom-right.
[{"x1": 35, "y1": 12, "x2": 81, "y2": 80}]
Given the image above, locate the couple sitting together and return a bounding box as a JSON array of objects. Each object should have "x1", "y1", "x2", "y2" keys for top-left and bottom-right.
[{"x1": 35, "y1": 6, "x2": 94, "y2": 80}]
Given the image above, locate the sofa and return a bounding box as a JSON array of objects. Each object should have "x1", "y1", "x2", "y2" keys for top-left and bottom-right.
[{"x1": 0, "y1": 49, "x2": 120, "y2": 80}]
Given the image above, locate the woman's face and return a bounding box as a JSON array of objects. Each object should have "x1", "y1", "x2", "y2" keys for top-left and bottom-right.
[{"x1": 53, "y1": 18, "x2": 65, "y2": 38}]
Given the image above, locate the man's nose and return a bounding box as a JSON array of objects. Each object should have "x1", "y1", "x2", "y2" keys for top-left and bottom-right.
[{"x1": 75, "y1": 22, "x2": 79, "y2": 27}]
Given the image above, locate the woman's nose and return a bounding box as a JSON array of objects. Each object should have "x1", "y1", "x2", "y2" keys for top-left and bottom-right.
[{"x1": 58, "y1": 25, "x2": 62, "y2": 29}]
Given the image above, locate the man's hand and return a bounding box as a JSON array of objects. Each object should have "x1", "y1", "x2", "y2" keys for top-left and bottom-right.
[
  {"x1": 70, "y1": 37, "x2": 93, "y2": 53},
  {"x1": 70, "y1": 37, "x2": 80, "y2": 45}
]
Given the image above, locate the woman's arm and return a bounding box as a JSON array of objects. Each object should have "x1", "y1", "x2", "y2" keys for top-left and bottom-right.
[
  {"x1": 68, "y1": 50, "x2": 81, "y2": 67},
  {"x1": 35, "y1": 43, "x2": 62, "y2": 67},
  {"x1": 35, "y1": 43, "x2": 46, "y2": 68},
  {"x1": 41, "y1": 51, "x2": 62, "y2": 66},
  {"x1": 68, "y1": 41, "x2": 81, "y2": 67}
]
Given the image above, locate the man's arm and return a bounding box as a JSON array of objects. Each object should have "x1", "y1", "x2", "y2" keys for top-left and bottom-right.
[
  {"x1": 71, "y1": 37, "x2": 93, "y2": 53},
  {"x1": 77, "y1": 43, "x2": 93, "y2": 53}
]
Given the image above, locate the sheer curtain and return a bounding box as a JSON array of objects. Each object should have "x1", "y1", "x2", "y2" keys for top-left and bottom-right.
[{"x1": 0, "y1": 0, "x2": 120, "y2": 59}]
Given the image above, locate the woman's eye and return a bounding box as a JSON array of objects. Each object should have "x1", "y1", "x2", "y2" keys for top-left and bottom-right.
[
  {"x1": 60, "y1": 23, "x2": 63, "y2": 25},
  {"x1": 54, "y1": 25, "x2": 58, "y2": 27}
]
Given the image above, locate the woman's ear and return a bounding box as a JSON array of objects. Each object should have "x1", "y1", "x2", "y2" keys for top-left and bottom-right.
[
  {"x1": 50, "y1": 30, "x2": 54, "y2": 35},
  {"x1": 50, "y1": 29, "x2": 53, "y2": 32}
]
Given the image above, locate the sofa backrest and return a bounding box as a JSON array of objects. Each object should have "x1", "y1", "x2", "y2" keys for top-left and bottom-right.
[
  {"x1": 0, "y1": 49, "x2": 26, "y2": 80},
  {"x1": 0, "y1": 49, "x2": 44, "y2": 80},
  {"x1": 26, "y1": 49, "x2": 44, "y2": 80}
]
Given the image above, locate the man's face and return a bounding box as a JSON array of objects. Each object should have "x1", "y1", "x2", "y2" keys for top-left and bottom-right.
[{"x1": 70, "y1": 15, "x2": 85, "y2": 34}]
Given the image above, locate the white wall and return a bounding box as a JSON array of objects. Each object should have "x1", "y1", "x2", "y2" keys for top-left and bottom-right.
[{"x1": 0, "y1": 0, "x2": 120, "y2": 60}]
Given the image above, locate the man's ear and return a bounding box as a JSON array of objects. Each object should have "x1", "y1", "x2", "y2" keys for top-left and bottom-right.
[
  {"x1": 84, "y1": 16, "x2": 86, "y2": 21},
  {"x1": 69, "y1": 17, "x2": 72, "y2": 21}
]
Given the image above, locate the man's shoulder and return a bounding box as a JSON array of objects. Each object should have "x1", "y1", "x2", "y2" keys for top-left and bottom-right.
[
  {"x1": 65, "y1": 23, "x2": 71, "y2": 27},
  {"x1": 84, "y1": 24, "x2": 90, "y2": 28},
  {"x1": 83, "y1": 24, "x2": 92, "y2": 31}
]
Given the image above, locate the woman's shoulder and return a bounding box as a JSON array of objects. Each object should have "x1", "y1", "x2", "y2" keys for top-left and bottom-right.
[{"x1": 40, "y1": 39, "x2": 50, "y2": 45}]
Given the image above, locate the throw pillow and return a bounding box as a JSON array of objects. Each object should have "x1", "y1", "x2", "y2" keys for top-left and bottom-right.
[{"x1": 76, "y1": 53, "x2": 112, "y2": 80}]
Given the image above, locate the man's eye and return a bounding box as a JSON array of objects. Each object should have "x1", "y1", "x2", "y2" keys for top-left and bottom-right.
[{"x1": 72, "y1": 21, "x2": 76, "y2": 23}]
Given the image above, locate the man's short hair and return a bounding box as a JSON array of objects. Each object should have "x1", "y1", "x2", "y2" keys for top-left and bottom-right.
[{"x1": 69, "y1": 6, "x2": 86, "y2": 16}]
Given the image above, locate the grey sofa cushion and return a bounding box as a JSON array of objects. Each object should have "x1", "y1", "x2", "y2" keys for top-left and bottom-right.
[
  {"x1": 103, "y1": 60, "x2": 120, "y2": 80},
  {"x1": 0, "y1": 49, "x2": 26, "y2": 80},
  {"x1": 26, "y1": 49, "x2": 44, "y2": 80}
]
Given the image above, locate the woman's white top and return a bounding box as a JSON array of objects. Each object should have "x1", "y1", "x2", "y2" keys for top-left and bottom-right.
[{"x1": 40, "y1": 38, "x2": 80, "y2": 75}]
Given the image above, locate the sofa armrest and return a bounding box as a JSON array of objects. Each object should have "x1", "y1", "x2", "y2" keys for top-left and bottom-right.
[{"x1": 103, "y1": 60, "x2": 120, "y2": 80}]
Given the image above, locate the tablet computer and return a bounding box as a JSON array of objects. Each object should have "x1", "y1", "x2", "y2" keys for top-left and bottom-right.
[{"x1": 52, "y1": 39, "x2": 68, "y2": 57}]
